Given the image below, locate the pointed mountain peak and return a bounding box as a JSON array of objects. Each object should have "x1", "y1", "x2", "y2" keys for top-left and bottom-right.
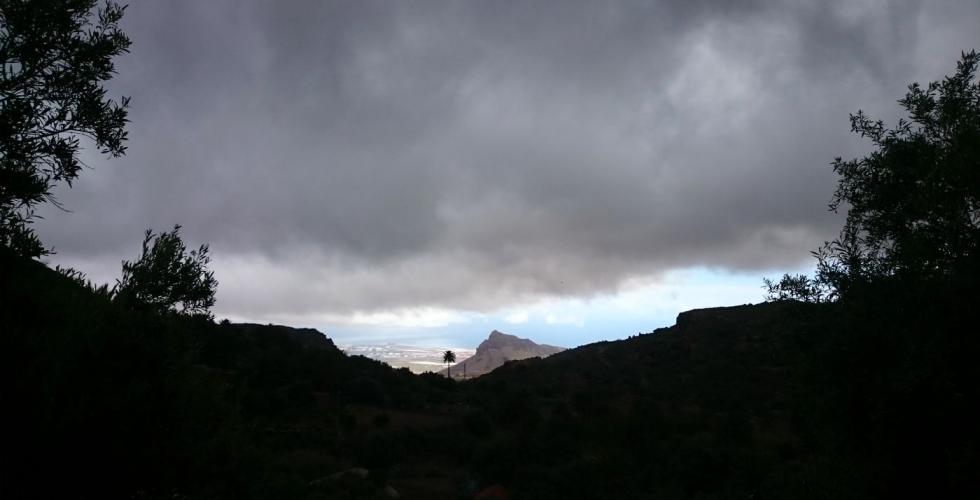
[{"x1": 447, "y1": 330, "x2": 566, "y2": 379}]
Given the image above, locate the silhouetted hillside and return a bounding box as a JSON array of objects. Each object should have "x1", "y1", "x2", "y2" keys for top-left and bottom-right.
[
  {"x1": 4, "y1": 248, "x2": 978, "y2": 498},
  {"x1": 1, "y1": 249, "x2": 459, "y2": 499},
  {"x1": 462, "y1": 296, "x2": 980, "y2": 498},
  {"x1": 230, "y1": 322, "x2": 338, "y2": 350},
  {"x1": 461, "y1": 302, "x2": 842, "y2": 497}
]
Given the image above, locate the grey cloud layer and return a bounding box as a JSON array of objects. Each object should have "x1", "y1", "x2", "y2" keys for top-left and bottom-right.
[{"x1": 37, "y1": 0, "x2": 980, "y2": 318}]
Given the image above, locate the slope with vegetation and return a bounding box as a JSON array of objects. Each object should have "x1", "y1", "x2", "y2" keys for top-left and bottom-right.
[
  {"x1": 5, "y1": 252, "x2": 978, "y2": 498},
  {"x1": 2, "y1": 248, "x2": 465, "y2": 498},
  {"x1": 462, "y1": 296, "x2": 978, "y2": 498}
]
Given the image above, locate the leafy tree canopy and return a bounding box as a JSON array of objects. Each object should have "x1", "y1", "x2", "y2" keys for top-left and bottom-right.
[
  {"x1": 115, "y1": 225, "x2": 217, "y2": 317},
  {"x1": 768, "y1": 50, "x2": 980, "y2": 302},
  {"x1": 763, "y1": 273, "x2": 831, "y2": 304},
  {"x1": 0, "y1": 0, "x2": 130, "y2": 257}
]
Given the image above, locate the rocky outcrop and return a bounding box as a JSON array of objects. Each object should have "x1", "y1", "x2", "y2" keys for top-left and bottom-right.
[
  {"x1": 442, "y1": 330, "x2": 564, "y2": 379},
  {"x1": 231, "y1": 323, "x2": 338, "y2": 351}
]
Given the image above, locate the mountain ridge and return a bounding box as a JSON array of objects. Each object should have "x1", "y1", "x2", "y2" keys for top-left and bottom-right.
[{"x1": 442, "y1": 329, "x2": 564, "y2": 379}]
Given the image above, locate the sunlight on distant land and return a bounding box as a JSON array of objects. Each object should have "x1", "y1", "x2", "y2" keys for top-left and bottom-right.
[{"x1": 292, "y1": 265, "x2": 813, "y2": 349}]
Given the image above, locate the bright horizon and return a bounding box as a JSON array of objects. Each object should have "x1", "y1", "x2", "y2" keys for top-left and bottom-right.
[{"x1": 209, "y1": 265, "x2": 810, "y2": 349}]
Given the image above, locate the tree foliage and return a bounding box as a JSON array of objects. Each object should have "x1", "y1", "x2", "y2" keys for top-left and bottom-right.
[
  {"x1": 0, "y1": 0, "x2": 131, "y2": 257},
  {"x1": 115, "y1": 225, "x2": 217, "y2": 317},
  {"x1": 444, "y1": 350, "x2": 456, "y2": 377},
  {"x1": 768, "y1": 50, "x2": 980, "y2": 302},
  {"x1": 762, "y1": 273, "x2": 832, "y2": 304}
]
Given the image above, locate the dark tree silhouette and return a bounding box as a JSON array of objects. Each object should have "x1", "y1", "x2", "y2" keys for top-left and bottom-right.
[
  {"x1": 115, "y1": 225, "x2": 217, "y2": 317},
  {"x1": 0, "y1": 0, "x2": 131, "y2": 257},
  {"x1": 767, "y1": 50, "x2": 980, "y2": 301},
  {"x1": 443, "y1": 350, "x2": 456, "y2": 378},
  {"x1": 763, "y1": 273, "x2": 831, "y2": 303}
]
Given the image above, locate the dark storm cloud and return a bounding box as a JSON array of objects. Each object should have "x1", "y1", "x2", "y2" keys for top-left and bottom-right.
[{"x1": 37, "y1": 0, "x2": 980, "y2": 319}]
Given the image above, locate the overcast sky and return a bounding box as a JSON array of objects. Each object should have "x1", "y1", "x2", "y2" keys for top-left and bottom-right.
[{"x1": 37, "y1": 0, "x2": 980, "y2": 347}]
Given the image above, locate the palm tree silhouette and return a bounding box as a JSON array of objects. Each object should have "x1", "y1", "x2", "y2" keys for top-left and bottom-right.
[{"x1": 443, "y1": 350, "x2": 456, "y2": 378}]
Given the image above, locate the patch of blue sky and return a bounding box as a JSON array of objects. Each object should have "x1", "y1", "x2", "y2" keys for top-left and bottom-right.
[{"x1": 324, "y1": 264, "x2": 815, "y2": 349}]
